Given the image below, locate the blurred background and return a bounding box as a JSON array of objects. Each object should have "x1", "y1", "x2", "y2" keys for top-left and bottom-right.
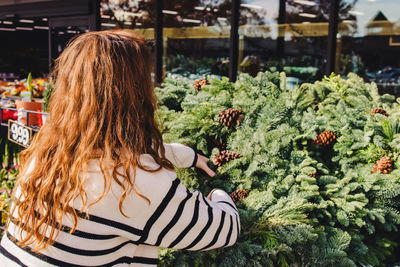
[{"x1": 0, "y1": 0, "x2": 399, "y2": 94}]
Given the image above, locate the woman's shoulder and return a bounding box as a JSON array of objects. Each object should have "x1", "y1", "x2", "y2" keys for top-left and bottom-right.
[
  {"x1": 86, "y1": 155, "x2": 177, "y2": 190},
  {"x1": 135, "y1": 154, "x2": 177, "y2": 188}
]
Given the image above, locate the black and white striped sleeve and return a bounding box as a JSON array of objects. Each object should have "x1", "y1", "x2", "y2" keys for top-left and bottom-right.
[{"x1": 138, "y1": 178, "x2": 240, "y2": 251}]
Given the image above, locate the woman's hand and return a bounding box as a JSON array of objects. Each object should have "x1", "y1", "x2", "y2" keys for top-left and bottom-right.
[{"x1": 195, "y1": 154, "x2": 216, "y2": 177}]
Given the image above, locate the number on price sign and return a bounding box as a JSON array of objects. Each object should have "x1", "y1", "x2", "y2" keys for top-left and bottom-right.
[{"x1": 8, "y1": 120, "x2": 33, "y2": 148}]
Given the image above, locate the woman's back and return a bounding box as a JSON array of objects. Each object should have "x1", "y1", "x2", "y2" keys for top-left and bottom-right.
[{"x1": 2, "y1": 144, "x2": 239, "y2": 266}]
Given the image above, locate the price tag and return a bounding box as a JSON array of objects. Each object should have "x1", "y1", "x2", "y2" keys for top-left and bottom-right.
[{"x1": 8, "y1": 120, "x2": 33, "y2": 148}]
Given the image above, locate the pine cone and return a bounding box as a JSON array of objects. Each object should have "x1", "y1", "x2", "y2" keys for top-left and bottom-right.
[
  {"x1": 312, "y1": 100, "x2": 319, "y2": 111},
  {"x1": 218, "y1": 108, "x2": 244, "y2": 129},
  {"x1": 230, "y1": 189, "x2": 249, "y2": 203},
  {"x1": 308, "y1": 172, "x2": 318, "y2": 178},
  {"x1": 371, "y1": 108, "x2": 388, "y2": 116},
  {"x1": 212, "y1": 138, "x2": 227, "y2": 151},
  {"x1": 313, "y1": 131, "x2": 336, "y2": 147},
  {"x1": 193, "y1": 78, "x2": 209, "y2": 91},
  {"x1": 213, "y1": 150, "x2": 242, "y2": 166},
  {"x1": 372, "y1": 156, "x2": 393, "y2": 174}
]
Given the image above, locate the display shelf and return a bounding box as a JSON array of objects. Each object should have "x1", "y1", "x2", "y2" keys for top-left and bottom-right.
[{"x1": 0, "y1": 107, "x2": 47, "y2": 131}]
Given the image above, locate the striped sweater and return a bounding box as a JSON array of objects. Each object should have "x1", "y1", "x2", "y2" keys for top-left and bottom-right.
[{"x1": 0, "y1": 143, "x2": 240, "y2": 266}]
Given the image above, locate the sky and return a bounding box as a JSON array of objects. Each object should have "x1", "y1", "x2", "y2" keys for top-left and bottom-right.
[
  {"x1": 353, "y1": 0, "x2": 400, "y2": 36},
  {"x1": 245, "y1": 0, "x2": 400, "y2": 36}
]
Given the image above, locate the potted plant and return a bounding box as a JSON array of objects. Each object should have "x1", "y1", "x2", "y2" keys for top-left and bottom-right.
[
  {"x1": 41, "y1": 81, "x2": 54, "y2": 125},
  {"x1": 15, "y1": 73, "x2": 42, "y2": 126}
]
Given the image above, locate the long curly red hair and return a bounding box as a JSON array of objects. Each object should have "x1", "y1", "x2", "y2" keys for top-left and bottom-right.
[{"x1": 7, "y1": 30, "x2": 172, "y2": 251}]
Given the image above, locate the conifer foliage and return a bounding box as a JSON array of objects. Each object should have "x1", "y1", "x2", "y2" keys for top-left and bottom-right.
[{"x1": 156, "y1": 72, "x2": 400, "y2": 266}]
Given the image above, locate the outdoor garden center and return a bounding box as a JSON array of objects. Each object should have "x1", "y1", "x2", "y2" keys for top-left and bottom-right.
[{"x1": 1, "y1": 0, "x2": 400, "y2": 266}]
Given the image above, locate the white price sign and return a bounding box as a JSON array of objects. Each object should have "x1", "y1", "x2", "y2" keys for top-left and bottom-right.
[{"x1": 8, "y1": 120, "x2": 33, "y2": 147}]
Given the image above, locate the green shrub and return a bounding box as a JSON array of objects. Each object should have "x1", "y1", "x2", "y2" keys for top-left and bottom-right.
[{"x1": 156, "y1": 72, "x2": 400, "y2": 266}]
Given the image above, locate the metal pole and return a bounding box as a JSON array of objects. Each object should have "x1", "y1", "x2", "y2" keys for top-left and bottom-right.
[
  {"x1": 325, "y1": 0, "x2": 339, "y2": 75},
  {"x1": 48, "y1": 21, "x2": 53, "y2": 71},
  {"x1": 89, "y1": 0, "x2": 101, "y2": 31},
  {"x1": 229, "y1": 0, "x2": 240, "y2": 82},
  {"x1": 277, "y1": 0, "x2": 286, "y2": 56},
  {"x1": 155, "y1": 0, "x2": 163, "y2": 84}
]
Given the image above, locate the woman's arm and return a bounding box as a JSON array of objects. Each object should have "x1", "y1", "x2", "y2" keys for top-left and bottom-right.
[
  {"x1": 163, "y1": 143, "x2": 215, "y2": 177},
  {"x1": 136, "y1": 176, "x2": 240, "y2": 251},
  {"x1": 163, "y1": 143, "x2": 197, "y2": 168},
  {"x1": 136, "y1": 144, "x2": 234, "y2": 250}
]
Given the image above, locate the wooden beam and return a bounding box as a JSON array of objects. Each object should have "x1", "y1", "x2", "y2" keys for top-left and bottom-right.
[
  {"x1": 0, "y1": 0, "x2": 90, "y2": 19},
  {"x1": 133, "y1": 22, "x2": 400, "y2": 40}
]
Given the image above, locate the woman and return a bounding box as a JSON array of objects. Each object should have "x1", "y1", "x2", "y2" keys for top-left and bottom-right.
[{"x1": 0, "y1": 30, "x2": 240, "y2": 266}]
